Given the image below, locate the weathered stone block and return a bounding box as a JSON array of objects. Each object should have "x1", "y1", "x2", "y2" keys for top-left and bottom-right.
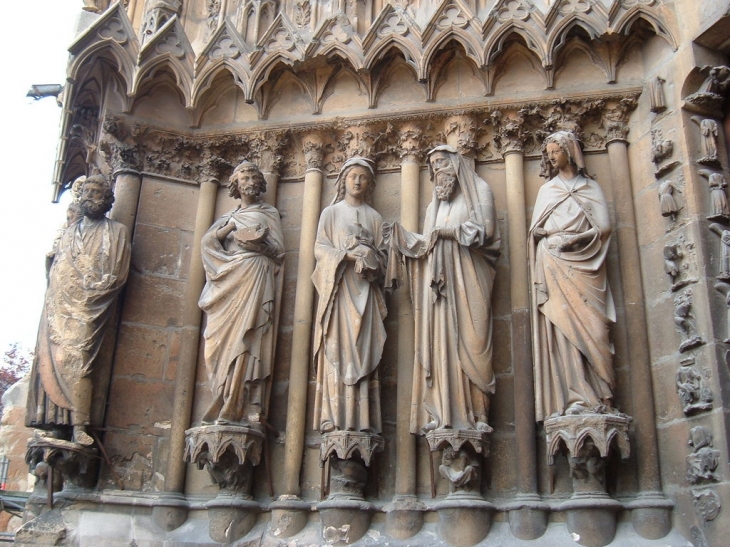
[{"x1": 122, "y1": 273, "x2": 184, "y2": 327}]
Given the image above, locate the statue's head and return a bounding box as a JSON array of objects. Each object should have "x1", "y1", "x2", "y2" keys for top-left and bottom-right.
[
  {"x1": 541, "y1": 131, "x2": 585, "y2": 179},
  {"x1": 228, "y1": 161, "x2": 266, "y2": 200},
  {"x1": 333, "y1": 156, "x2": 376, "y2": 204},
  {"x1": 427, "y1": 145, "x2": 459, "y2": 202},
  {"x1": 79, "y1": 175, "x2": 115, "y2": 219}
]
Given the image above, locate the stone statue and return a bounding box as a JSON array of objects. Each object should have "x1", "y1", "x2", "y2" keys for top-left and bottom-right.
[
  {"x1": 649, "y1": 76, "x2": 666, "y2": 112},
  {"x1": 312, "y1": 157, "x2": 386, "y2": 435},
  {"x1": 199, "y1": 161, "x2": 284, "y2": 427},
  {"x1": 529, "y1": 131, "x2": 616, "y2": 421},
  {"x1": 386, "y1": 145, "x2": 500, "y2": 434},
  {"x1": 691, "y1": 117, "x2": 719, "y2": 163},
  {"x1": 26, "y1": 175, "x2": 131, "y2": 446}
]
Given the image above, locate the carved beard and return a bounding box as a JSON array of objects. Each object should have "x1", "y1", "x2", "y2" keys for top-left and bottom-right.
[
  {"x1": 81, "y1": 199, "x2": 109, "y2": 219},
  {"x1": 434, "y1": 170, "x2": 456, "y2": 201},
  {"x1": 239, "y1": 182, "x2": 260, "y2": 199}
]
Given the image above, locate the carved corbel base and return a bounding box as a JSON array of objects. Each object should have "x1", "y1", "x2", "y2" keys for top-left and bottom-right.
[
  {"x1": 316, "y1": 431, "x2": 383, "y2": 545},
  {"x1": 319, "y1": 431, "x2": 384, "y2": 500},
  {"x1": 684, "y1": 92, "x2": 725, "y2": 116},
  {"x1": 26, "y1": 432, "x2": 99, "y2": 492},
  {"x1": 545, "y1": 413, "x2": 631, "y2": 547},
  {"x1": 184, "y1": 424, "x2": 264, "y2": 495},
  {"x1": 426, "y1": 428, "x2": 490, "y2": 497}
]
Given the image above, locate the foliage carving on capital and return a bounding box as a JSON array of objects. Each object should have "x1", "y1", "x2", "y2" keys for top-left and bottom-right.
[
  {"x1": 442, "y1": 115, "x2": 486, "y2": 159},
  {"x1": 397, "y1": 124, "x2": 426, "y2": 163},
  {"x1": 303, "y1": 135, "x2": 325, "y2": 170},
  {"x1": 491, "y1": 110, "x2": 529, "y2": 156},
  {"x1": 249, "y1": 131, "x2": 290, "y2": 174}
]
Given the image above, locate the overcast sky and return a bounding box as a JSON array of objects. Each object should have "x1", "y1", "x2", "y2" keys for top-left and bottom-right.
[{"x1": 0, "y1": 1, "x2": 81, "y2": 353}]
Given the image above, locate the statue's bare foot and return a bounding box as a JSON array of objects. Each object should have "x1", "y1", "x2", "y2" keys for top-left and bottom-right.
[
  {"x1": 73, "y1": 426, "x2": 94, "y2": 446},
  {"x1": 320, "y1": 421, "x2": 335, "y2": 433},
  {"x1": 476, "y1": 421, "x2": 493, "y2": 433}
]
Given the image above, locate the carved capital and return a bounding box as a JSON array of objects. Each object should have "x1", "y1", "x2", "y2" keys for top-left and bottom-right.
[
  {"x1": 444, "y1": 115, "x2": 482, "y2": 159},
  {"x1": 249, "y1": 131, "x2": 289, "y2": 174},
  {"x1": 302, "y1": 133, "x2": 325, "y2": 171},
  {"x1": 397, "y1": 123, "x2": 425, "y2": 163},
  {"x1": 601, "y1": 97, "x2": 638, "y2": 144},
  {"x1": 492, "y1": 110, "x2": 529, "y2": 156},
  {"x1": 100, "y1": 140, "x2": 143, "y2": 175}
]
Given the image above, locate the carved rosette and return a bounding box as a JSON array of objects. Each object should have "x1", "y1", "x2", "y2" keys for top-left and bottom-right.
[{"x1": 184, "y1": 425, "x2": 264, "y2": 495}]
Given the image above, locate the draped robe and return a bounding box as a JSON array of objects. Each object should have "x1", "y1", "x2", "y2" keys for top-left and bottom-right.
[
  {"x1": 387, "y1": 163, "x2": 500, "y2": 434},
  {"x1": 312, "y1": 200, "x2": 387, "y2": 433},
  {"x1": 27, "y1": 217, "x2": 131, "y2": 428},
  {"x1": 199, "y1": 203, "x2": 284, "y2": 425},
  {"x1": 529, "y1": 174, "x2": 616, "y2": 421}
]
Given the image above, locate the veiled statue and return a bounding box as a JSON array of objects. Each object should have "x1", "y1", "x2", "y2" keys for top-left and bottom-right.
[
  {"x1": 529, "y1": 131, "x2": 616, "y2": 421},
  {"x1": 27, "y1": 175, "x2": 131, "y2": 446},
  {"x1": 199, "y1": 161, "x2": 284, "y2": 427},
  {"x1": 386, "y1": 145, "x2": 500, "y2": 434},
  {"x1": 312, "y1": 157, "x2": 386, "y2": 435}
]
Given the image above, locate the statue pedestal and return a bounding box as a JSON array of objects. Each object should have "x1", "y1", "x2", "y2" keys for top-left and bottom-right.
[
  {"x1": 545, "y1": 413, "x2": 631, "y2": 547},
  {"x1": 627, "y1": 491, "x2": 674, "y2": 539},
  {"x1": 269, "y1": 496, "x2": 311, "y2": 538},
  {"x1": 434, "y1": 494, "x2": 495, "y2": 547},
  {"x1": 316, "y1": 498, "x2": 374, "y2": 546},
  {"x1": 504, "y1": 493, "x2": 549, "y2": 540},
  {"x1": 185, "y1": 424, "x2": 265, "y2": 542},
  {"x1": 206, "y1": 493, "x2": 260, "y2": 544},
  {"x1": 424, "y1": 429, "x2": 493, "y2": 545},
  {"x1": 317, "y1": 431, "x2": 383, "y2": 544},
  {"x1": 384, "y1": 495, "x2": 426, "y2": 539}
]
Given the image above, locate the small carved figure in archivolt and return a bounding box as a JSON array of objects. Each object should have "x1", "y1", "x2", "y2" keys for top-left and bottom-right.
[
  {"x1": 651, "y1": 128, "x2": 673, "y2": 165},
  {"x1": 709, "y1": 223, "x2": 730, "y2": 281},
  {"x1": 686, "y1": 426, "x2": 720, "y2": 484},
  {"x1": 676, "y1": 357, "x2": 713, "y2": 415},
  {"x1": 674, "y1": 291, "x2": 705, "y2": 353},
  {"x1": 650, "y1": 76, "x2": 666, "y2": 113},
  {"x1": 692, "y1": 117, "x2": 719, "y2": 164},
  {"x1": 658, "y1": 179, "x2": 681, "y2": 221},
  {"x1": 699, "y1": 170, "x2": 730, "y2": 221}
]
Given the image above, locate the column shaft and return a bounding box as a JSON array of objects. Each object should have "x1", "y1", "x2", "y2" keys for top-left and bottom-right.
[
  {"x1": 606, "y1": 139, "x2": 662, "y2": 492},
  {"x1": 504, "y1": 151, "x2": 538, "y2": 495},
  {"x1": 395, "y1": 159, "x2": 419, "y2": 496},
  {"x1": 282, "y1": 167, "x2": 323, "y2": 496},
  {"x1": 165, "y1": 179, "x2": 219, "y2": 493}
]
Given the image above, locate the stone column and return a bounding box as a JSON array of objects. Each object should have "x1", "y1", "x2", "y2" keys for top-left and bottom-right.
[
  {"x1": 386, "y1": 125, "x2": 425, "y2": 539},
  {"x1": 270, "y1": 134, "x2": 325, "y2": 538},
  {"x1": 603, "y1": 111, "x2": 672, "y2": 539},
  {"x1": 496, "y1": 117, "x2": 548, "y2": 540},
  {"x1": 152, "y1": 176, "x2": 219, "y2": 532}
]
